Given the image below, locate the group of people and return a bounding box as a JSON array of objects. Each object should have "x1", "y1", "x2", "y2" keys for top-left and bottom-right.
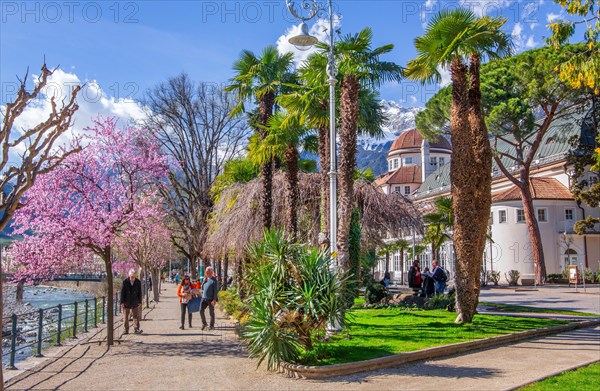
[
  {"x1": 408, "y1": 260, "x2": 448, "y2": 297},
  {"x1": 177, "y1": 267, "x2": 219, "y2": 330},
  {"x1": 118, "y1": 267, "x2": 220, "y2": 335}
]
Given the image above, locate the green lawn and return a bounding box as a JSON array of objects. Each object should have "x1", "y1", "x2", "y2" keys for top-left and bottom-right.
[
  {"x1": 519, "y1": 362, "x2": 600, "y2": 391},
  {"x1": 480, "y1": 302, "x2": 599, "y2": 317},
  {"x1": 299, "y1": 307, "x2": 567, "y2": 366}
]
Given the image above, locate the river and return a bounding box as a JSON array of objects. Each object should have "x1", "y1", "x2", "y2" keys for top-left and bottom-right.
[{"x1": 2, "y1": 285, "x2": 95, "y2": 366}]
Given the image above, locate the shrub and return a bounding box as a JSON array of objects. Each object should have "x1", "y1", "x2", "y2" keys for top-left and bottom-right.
[
  {"x1": 547, "y1": 273, "x2": 564, "y2": 282},
  {"x1": 505, "y1": 270, "x2": 520, "y2": 286},
  {"x1": 240, "y1": 229, "x2": 347, "y2": 371},
  {"x1": 584, "y1": 268, "x2": 594, "y2": 282},
  {"x1": 364, "y1": 283, "x2": 387, "y2": 304},
  {"x1": 424, "y1": 289, "x2": 456, "y2": 312},
  {"x1": 486, "y1": 270, "x2": 501, "y2": 286},
  {"x1": 218, "y1": 289, "x2": 249, "y2": 323}
]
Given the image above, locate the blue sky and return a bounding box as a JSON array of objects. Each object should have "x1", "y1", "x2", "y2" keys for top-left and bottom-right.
[{"x1": 0, "y1": 0, "x2": 571, "y2": 110}]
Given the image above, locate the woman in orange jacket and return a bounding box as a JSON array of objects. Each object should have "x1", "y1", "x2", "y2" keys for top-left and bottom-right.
[{"x1": 177, "y1": 275, "x2": 195, "y2": 329}]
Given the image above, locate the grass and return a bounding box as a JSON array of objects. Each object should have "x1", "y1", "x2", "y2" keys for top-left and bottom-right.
[
  {"x1": 518, "y1": 362, "x2": 600, "y2": 390},
  {"x1": 298, "y1": 307, "x2": 567, "y2": 366},
  {"x1": 480, "y1": 302, "x2": 599, "y2": 317}
]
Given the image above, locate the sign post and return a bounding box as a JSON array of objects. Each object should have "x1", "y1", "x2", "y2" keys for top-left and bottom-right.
[{"x1": 568, "y1": 265, "x2": 578, "y2": 292}]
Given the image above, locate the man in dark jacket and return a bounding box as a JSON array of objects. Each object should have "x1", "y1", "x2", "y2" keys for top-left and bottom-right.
[
  {"x1": 200, "y1": 267, "x2": 218, "y2": 330},
  {"x1": 120, "y1": 269, "x2": 143, "y2": 334}
]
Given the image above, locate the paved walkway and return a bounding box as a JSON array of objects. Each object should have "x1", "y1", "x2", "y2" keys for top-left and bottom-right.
[{"x1": 4, "y1": 288, "x2": 600, "y2": 391}]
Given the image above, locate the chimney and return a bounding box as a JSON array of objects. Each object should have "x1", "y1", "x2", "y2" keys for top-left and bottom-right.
[{"x1": 421, "y1": 139, "x2": 430, "y2": 182}]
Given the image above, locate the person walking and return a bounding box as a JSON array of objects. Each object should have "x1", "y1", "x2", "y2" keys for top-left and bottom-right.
[
  {"x1": 120, "y1": 269, "x2": 143, "y2": 335},
  {"x1": 383, "y1": 270, "x2": 391, "y2": 289},
  {"x1": 177, "y1": 275, "x2": 194, "y2": 329},
  {"x1": 408, "y1": 260, "x2": 422, "y2": 296},
  {"x1": 200, "y1": 267, "x2": 218, "y2": 330}
]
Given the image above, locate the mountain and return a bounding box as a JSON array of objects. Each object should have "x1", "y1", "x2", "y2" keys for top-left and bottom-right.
[{"x1": 356, "y1": 100, "x2": 423, "y2": 175}]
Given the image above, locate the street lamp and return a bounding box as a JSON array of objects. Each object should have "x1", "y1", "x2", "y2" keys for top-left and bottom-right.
[{"x1": 286, "y1": 0, "x2": 338, "y2": 258}]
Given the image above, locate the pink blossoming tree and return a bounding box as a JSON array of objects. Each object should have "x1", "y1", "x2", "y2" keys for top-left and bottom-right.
[
  {"x1": 116, "y1": 204, "x2": 172, "y2": 306},
  {"x1": 12, "y1": 117, "x2": 168, "y2": 346}
]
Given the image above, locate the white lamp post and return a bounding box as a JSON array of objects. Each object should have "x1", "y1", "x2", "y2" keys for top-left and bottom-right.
[{"x1": 286, "y1": 0, "x2": 338, "y2": 258}]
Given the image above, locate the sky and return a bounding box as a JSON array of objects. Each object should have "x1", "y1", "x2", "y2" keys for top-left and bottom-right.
[{"x1": 0, "y1": 0, "x2": 575, "y2": 133}]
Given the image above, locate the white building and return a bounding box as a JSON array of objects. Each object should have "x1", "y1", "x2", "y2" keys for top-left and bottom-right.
[{"x1": 376, "y1": 107, "x2": 600, "y2": 285}]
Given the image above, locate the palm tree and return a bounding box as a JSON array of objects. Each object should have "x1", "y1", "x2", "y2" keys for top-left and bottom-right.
[
  {"x1": 226, "y1": 46, "x2": 294, "y2": 229},
  {"x1": 248, "y1": 111, "x2": 312, "y2": 240},
  {"x1": 423, "y1": 197, "x2": 453, "y2": 263},
  {"x1": 405, "y1": 8, "x2": 511, "y2": 323},
  {"x1": 279, "y1": 50, "x2": 388, "y2": 251}
]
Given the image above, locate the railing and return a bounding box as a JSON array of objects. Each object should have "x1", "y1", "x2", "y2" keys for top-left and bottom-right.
[{"x1": 1, "y1": 294, "x2": 125, "y2": 369}]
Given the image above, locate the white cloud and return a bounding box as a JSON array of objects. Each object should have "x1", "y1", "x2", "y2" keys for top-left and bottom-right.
[
  {"x1": 547, "y1": 12, "x2": 562, "y2": 22},
  {"x1": 529, "y1": 22, "x2": 538, "y2": 30},
  {"x1": 277, "y1": 16, "x2": 341, "y2": 68},
  {"x1": 410, "y1": 96, "x2": 418, "y2": 104},
  {"x1": 438, "y1": 65, "x2": 451, "y2": 87},
  {"x1": 525, "y1": 36, "x2": 537, "y2": 49},
  {"x1": 512, "y1": 22, "x2": 523, "y2": 37},
  {"x1": 2, "y1": 69, "x2": 146, "y2": 162}
]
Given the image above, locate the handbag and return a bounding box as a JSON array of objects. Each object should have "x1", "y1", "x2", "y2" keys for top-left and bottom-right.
[{"x1": 187, "y1": 296, "x2": 201, "y2": 312}]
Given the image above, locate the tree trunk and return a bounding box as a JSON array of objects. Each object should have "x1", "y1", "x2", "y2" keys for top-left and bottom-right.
[
  {"x1": 519, "y1": 181, "x2": 547, "y2": 284},
  {"x1": 104, "y1": 248, "x2": 115, "y2": 346},
  {"x1": 400, "y1": 248, "x2": 405, "y2": 285},
  {"x1": 16, "y1": 279, "x2": 24, "y2": 303},
  {"x1": 318, "y1": 109, "x2": 330, "y2": 249},
  {"x1": 259, "y1": 92, "x2": 276, "y2": 230},
  {"x1": 144, "y1": 265, "x2": 150, "y2": 308},
  {"x1": 152, "y1": 268, "x2": 160, "y2": 302},
  {"x1": 337, "y1": 74, "x2": 361, "y2": 272},
  {"x1": 450, "y1": 56, "x2": 484, "y2": 324},
  {"x1": 284, "y1": 143, "x2": 300, "y2": 240},
  {"x1": 454, "y1": 54, "x2": 492, "y2": 324},
  {"x1": 1, "y1": 251, "x2": 4, "y2": 386},
  {"x1": 223, "y1": 254, "x2": 229, "y2": 290},
  {"x1": 385, "y1": 251, "x2": 390, "y2": 273}
]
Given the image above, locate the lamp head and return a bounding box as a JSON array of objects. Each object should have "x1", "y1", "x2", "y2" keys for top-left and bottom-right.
[{"x1": 288, "y1": 22, "x2": 318, "y2": 50}]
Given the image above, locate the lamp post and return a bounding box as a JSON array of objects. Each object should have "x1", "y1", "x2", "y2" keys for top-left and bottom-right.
[{"x1": 286, "y1": 0, "x2": 338, "y2": 258}]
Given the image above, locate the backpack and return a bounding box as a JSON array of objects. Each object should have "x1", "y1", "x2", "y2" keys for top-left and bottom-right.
[{"x1": 434, "y1": 267, "x2": 448, "y2": 283}]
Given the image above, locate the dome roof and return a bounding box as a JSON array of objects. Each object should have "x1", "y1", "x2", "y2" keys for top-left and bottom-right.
[{"x1": 390, "y1": 129, "x2": 451, "y2": 153}]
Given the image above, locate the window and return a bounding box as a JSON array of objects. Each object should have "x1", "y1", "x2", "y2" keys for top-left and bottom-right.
[
  {"x1": 393, "y1": 254, "x2": 401, "y2": 271},
  {"x1": 404, "y1": 186, "x2": 411, "y2": 195},
  {"x1": 499, "y1": 210, "x2": 507, "y2": 224},
  {"x1": 404, "y1": 157, "x2": 413, "y2": 165},
  {"x1": 537, "y1": 208, "x2": 547, "y2": 222},
  {"x1": 565, "y1": 208, "x2": 574, "y2": 221},
  {"x1": 439, "y1": 157, "x2": 446, "y2": 166},
  {"x1": 489, "y1": 212, "x2": 493, "y2": 225},
  {"x1": 394, "y1": 186, "x2": 402, "y2": 193},
  {"x1": 430, "y1": 156, "x2": 438, "y2": 167},
  {"x1": 388, "y1": 161, "x2": 393, "y2": 171},
  {"x1": 393, "y1": 159, "x2": 399, "y2": 169},
  {"x1": 516, "y1": 209, "x2": 526, "y2": 223}
]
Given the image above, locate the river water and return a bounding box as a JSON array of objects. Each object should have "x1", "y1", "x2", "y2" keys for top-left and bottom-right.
[{"x1": 2, "y1": 285, "x2": 95, "y2": 366}]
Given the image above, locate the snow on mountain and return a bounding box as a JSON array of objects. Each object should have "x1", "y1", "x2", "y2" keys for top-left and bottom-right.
[{"x1": 356, "y1": 100, "x2": 423, "y2": 175}]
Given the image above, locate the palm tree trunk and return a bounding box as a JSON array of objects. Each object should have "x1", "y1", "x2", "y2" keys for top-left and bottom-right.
[
  {"x1": 453, "y1": 54, "x2": 492, "y2": 324},
  {"x1": 449, "y1": 57, "x2": 477, "y2": 324},
  {"x1": 318, "y1": 119, "x2": 330, "y2": 249},
  {"x1": 284, "y1": 144, "x2": 300, "y2": 240},
  {"x1": 518, "y1": 180, "x2": 547, "y2": 284},
  {"x1": 337, "y1": 74, "x2": 361, "y2": 272},
  {"x1": 259, "y1": 92, "x2": 276, "y2": 230}
]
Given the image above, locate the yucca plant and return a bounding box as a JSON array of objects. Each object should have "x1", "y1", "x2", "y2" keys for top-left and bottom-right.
[{"x1": 241, "y1": 229, "x2": 346, "y2": 370}]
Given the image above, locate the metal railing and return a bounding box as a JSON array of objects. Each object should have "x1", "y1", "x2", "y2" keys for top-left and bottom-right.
[{"x1": 1, "y1": 295, "x2": 127, "y2": 369}]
